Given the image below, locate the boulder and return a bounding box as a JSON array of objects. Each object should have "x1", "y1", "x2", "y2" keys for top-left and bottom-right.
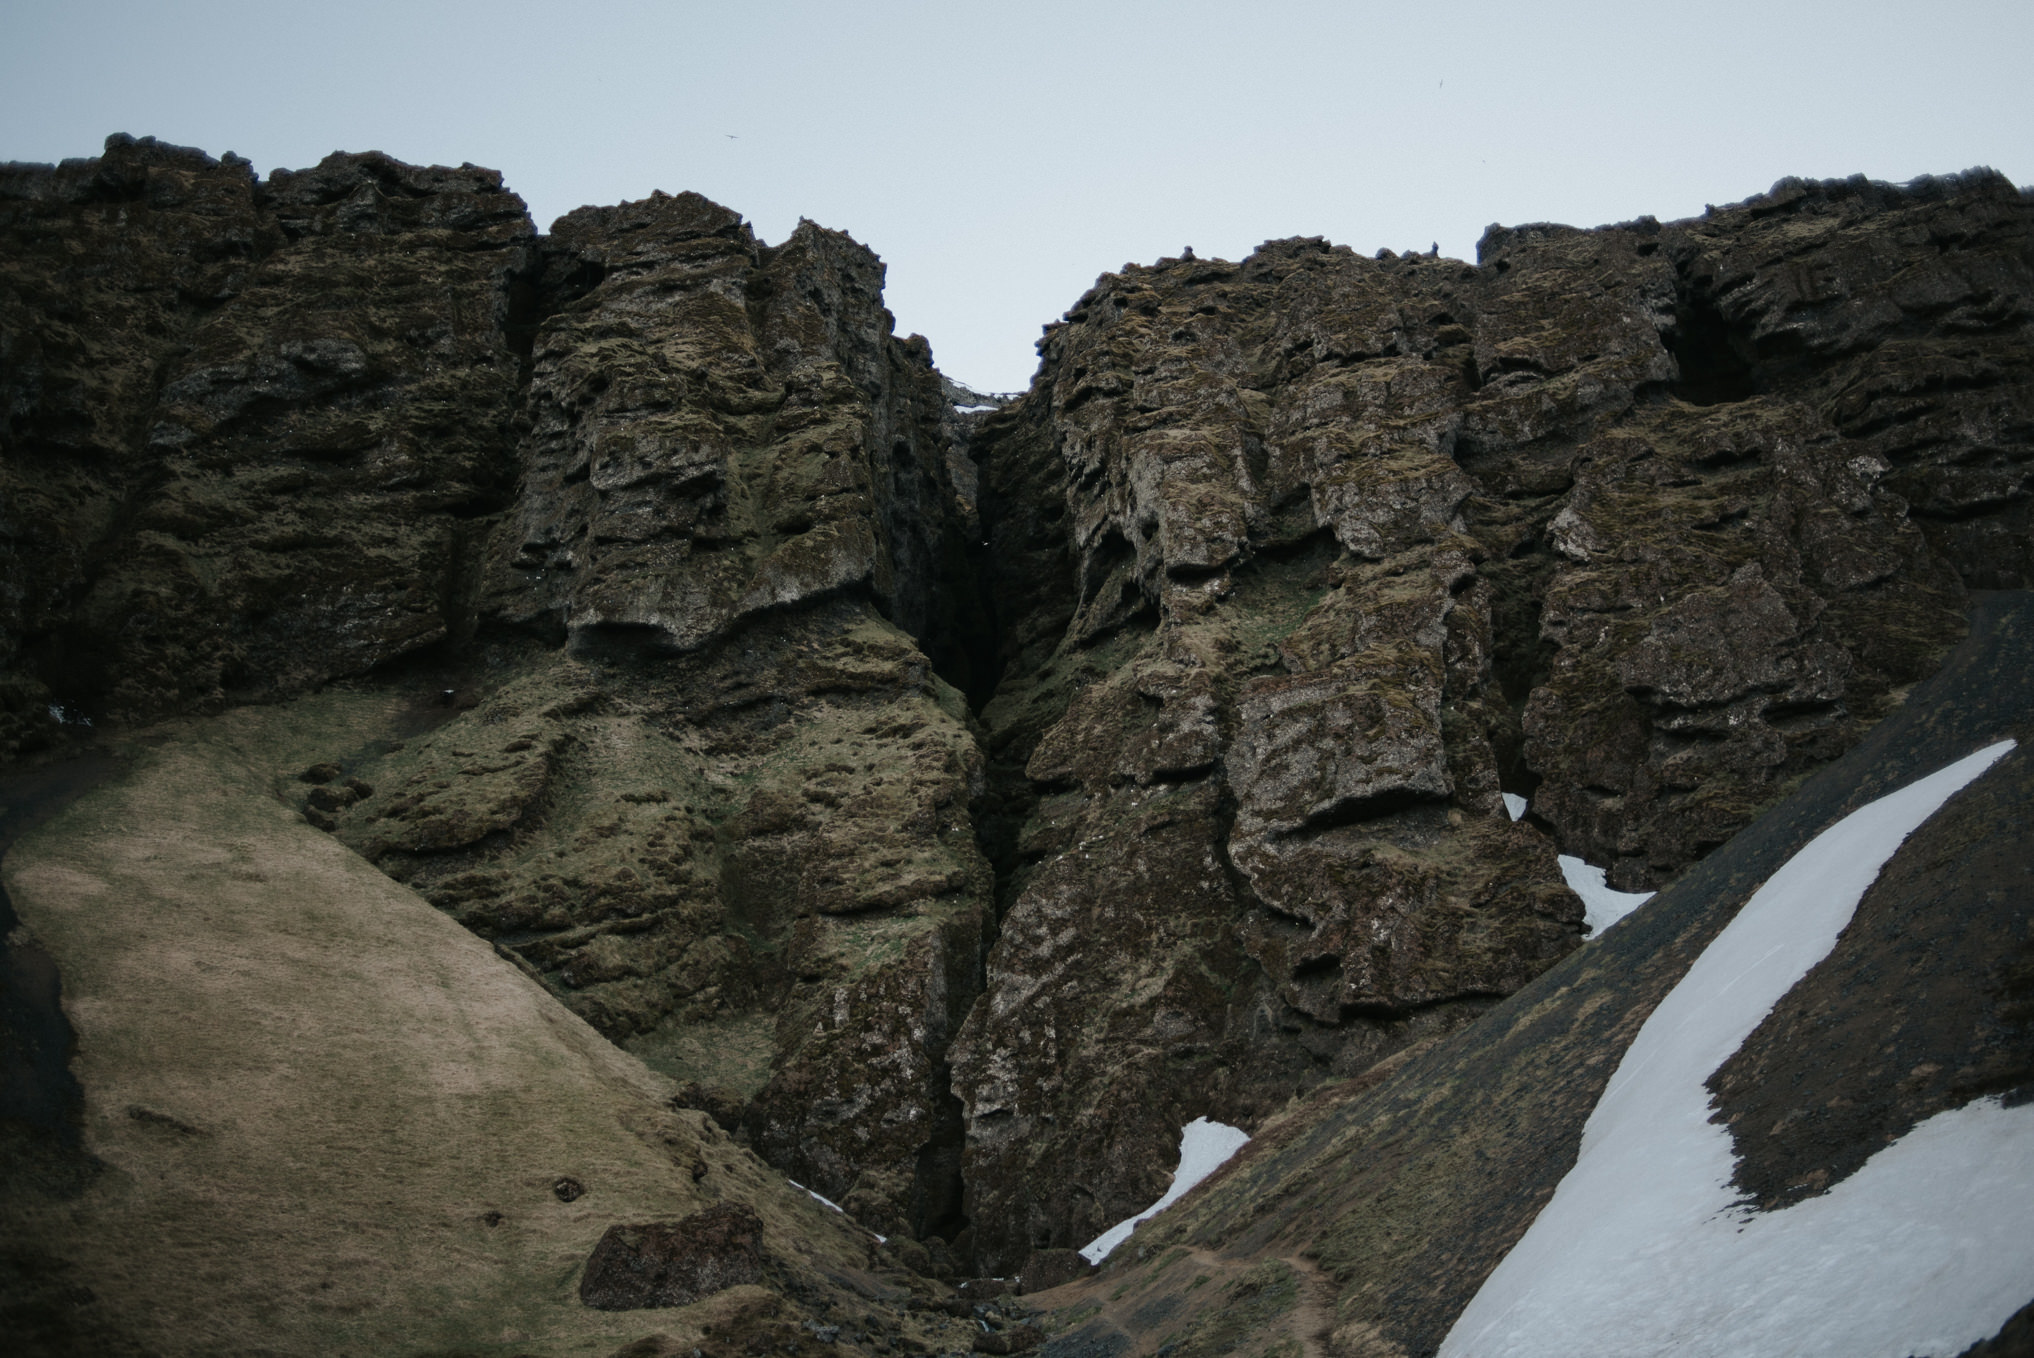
[{"x1": 579, "y1": 1204, "x2": 766, "y2": 1311}]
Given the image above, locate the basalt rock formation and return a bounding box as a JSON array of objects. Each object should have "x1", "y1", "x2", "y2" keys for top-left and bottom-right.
[
  {"x1": 1041, "y1": 590, "x2": 2034, "y2": 1358},
  {"x1": 3, "y1": 133, "x2": 2031, "y2": 1353},
  {"x1": 948, "y1": 168, "x2": 2028, "y2": 1269},
  {"x1": 0, "y1": 135, "x2": 532, "y2": 740}
]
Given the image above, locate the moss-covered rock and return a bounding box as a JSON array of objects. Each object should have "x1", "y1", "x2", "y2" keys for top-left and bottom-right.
[{"x1": 6, "y1": 144, "x2": 2027, "y2": 1307}]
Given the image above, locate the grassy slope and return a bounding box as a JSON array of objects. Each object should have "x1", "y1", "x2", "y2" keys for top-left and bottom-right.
[{"x1": 2, "y1": 689, "x2": 879, "y2": 1357}]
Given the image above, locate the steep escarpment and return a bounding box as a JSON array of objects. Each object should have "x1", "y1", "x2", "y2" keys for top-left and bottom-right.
[
  {"x1": 1, "y1": 140, "x2": 1000, "y2": 1250},
  {"x1": 0, "y1": 135, "x2": 532, "y2": 747},
  {"x1": 4, "y1": 134, "x2": 2030, "y2": 1338},
  {"x1": 949, "y1": 170, "x2": 2030, "y2": 1272},
  {"x1": 483, "y1": 188, "x2": 988, "y2": 683},
  {"x1": 316, "y1": 189, "x2": 1001, "y2": 1247}
]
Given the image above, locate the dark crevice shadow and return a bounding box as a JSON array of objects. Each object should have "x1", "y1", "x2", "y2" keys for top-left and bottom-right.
[{"x1": 1, "y1": 751, "x2": 125, "y2": 1198}]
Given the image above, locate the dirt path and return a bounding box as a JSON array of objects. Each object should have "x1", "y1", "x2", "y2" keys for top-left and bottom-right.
[{"x1": 1278, "y1": 1249, "x2": 1338, "y2": 1358}]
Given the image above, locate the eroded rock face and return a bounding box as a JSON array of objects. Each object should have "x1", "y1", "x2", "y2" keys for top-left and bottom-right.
[
  {"x1": 482, "y1": 189, "x2": 986, "y2": 690},
  {"x1": 315, "y1": 609, "x2": 993, "y2": 1247},
  {"x1": 6, "y1": 140, "x2": 2027, "y2": 1289},
  {"x1": 950, "y1": 170, "x2": 2030, "y2": 1271},
  {"x1": 0, "y1": 135, "x2": 532, "y2": 752},
  {"x1": 3, "y1": 140, "x2": 999, "y2": 1246},
  {"x1": 318, "y1": 192, "x2": 997, "y2": 1245},
  {"x1": 951, "y1": 239, "x2": 1585, "y2": 1271},
  {"x1": 1046, "y1": 590, "x2": 2034, "y2": 1358}
]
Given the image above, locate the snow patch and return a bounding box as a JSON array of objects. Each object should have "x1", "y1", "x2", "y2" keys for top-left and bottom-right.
[
  {"x1": 1442, "y1": 739, "x2": 2025, "y2": 1358},
  {"x1": 1078, "y1": 1117, "x2": 1250, "y2": 1264},
  {"x1": 1512, "y1": 798, "x2": 1652, "y2": 937},
  {"x1": 788, "y1": 1178, "x2": 883, "y2": 1240},
  {"x1": 787, "y1": 1178, "x2": 845, "y2": 1214},
  {"x1": 953, "y1": 403, "x2": 999, "y2": 413},
  {"x1": 1556, "y1": 854, "x2": 1654, "y2": 937}
]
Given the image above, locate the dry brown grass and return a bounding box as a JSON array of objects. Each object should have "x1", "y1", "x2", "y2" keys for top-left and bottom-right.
[{"x1": 2, "y1": 691, "x2": 878, "y2": 1356}]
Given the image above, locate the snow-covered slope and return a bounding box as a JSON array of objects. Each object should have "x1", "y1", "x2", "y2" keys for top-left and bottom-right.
[
  {"x1": 1079, "y1": 1117, "x2": 1251, "y2": 1264},
  {"x1": 1442, "y1": 740, "x2": 2026, "y2": 1358}
]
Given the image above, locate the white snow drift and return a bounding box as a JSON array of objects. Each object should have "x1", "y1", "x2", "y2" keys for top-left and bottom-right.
[
  {"x1": 1505, "y1": 792, "x2": 1655, "y2": 936},
  {"x1": 1556, "y1": 854, "x2": 1655, "y2": 937},
  {"x1": 1079, "y1": 1116, "x2": 1251, "y2": 1264},
  {"x1": 1442, "y1": 739, "x2": 2027, "y2": 1358}
]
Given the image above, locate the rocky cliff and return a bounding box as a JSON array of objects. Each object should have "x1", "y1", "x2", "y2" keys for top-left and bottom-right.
[
  {"x1": 948, "y1": 167, "x2": 2027, "y2": 1269},
  {"x1": 1043, "y1": 592, "x2": 2033, "y2": 1358},
  {"x1": 2, "y1": 134, "x2": 2030, "y2": 1354}
]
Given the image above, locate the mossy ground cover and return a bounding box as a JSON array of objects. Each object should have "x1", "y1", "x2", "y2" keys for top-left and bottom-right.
[
  {"x1": 0, "y1": 689, "x2": 896, "y2": 1357},
  {"x1": 622, "y1": 1010, "x2": 778, "y2": 1096}
]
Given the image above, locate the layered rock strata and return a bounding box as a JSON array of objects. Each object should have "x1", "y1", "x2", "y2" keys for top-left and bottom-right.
[
  {"x1": 0, "y1": 134, "x2": 532, "y2": 747},
  {"x1": 4, "y1": 136, "x2": 2029, "y2": 1287},
  {"x1": 950, "y1": 170, "x2": 2030, "y2": 1270},
  {"x1": 324, "y1": 191, "x2": 998, "y2": 1244},
  {"x1": 1, "y1": 139, "x2": 999, "y2": 1246}
]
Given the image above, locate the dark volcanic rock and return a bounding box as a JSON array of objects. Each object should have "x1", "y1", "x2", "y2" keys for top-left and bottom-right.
[
  {"x1": 482, "y1": 188, "x2": 987, "y2": 688},
  {"x1": 579, "y1": 1203, "x2": 765, "y2": 1310},
  {"x1": 316, "y1": 181, "x2": 995, "y2": 1242},
  {"x1": 3, "y1": 139, "x2": 998, "y2": 1244},
  {"x1": 1708, "y1": 641, "x2": 2034, "y2": 1210},
  {"x1": 949, "y1": 171, "x2": 2029, "y2": 1272},
  {"x1": 5, "y1": 140, "x2": 2028, "y2": 1302},
  {"x1": 1059, "y1": 589, "x2": 2034, "y2": 1358},
  {"x1": 0, "y1": 135, "x2": 532, "y2": 752}
]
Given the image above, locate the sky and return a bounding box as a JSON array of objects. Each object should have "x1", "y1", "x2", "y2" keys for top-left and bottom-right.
[{"x1": 4, "y1": 0, "x2": 2030, "y2": 393}]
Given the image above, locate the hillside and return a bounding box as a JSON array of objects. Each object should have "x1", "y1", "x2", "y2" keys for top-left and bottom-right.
[{"x1": 2, "y1": 134, "x2": 2029, "y2": 1355}]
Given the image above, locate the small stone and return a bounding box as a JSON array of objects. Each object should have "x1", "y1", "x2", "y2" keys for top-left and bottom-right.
[{"x1": 305, "y1": 785, "x2": 356, "y2": 813}]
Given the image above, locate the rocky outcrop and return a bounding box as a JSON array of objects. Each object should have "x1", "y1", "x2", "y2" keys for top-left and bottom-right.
[
  {"x1": 949, "y1": 170, "x2": 2029, "y2": 1271},
  {"x1": 4, "y1": 136, "x2": 2029, "y2": 1305},
  {"x1": 315, "y1": 615, "x2": 993, "y2": 1243},
  {"x1": 580, "y1": 1204, "x2": 767, "y2": 1310},
  {"x1": 317, "y1": 182, "x2": 999, "y2": 1244},
  {"x1": 482, "y1": 189, "x2": 987, "y2": 689},
  {"x1": 1034, "y1": 590, "x2": 2034, "y2": 1358},
  {"x1": 2, "y1": 137, "x2": 1001, "y2": 1248},
  {"x1": 0, "y1": 135, "x2": 532, "y2": 753},
  {"x1": 0, "y1": 691, "x2": 984, "y2": 1358}
]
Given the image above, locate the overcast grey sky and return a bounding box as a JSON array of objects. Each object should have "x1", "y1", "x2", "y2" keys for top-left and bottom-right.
[{"x1": 5, "y1": 0, "x2": 2029, "y2": 392}]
